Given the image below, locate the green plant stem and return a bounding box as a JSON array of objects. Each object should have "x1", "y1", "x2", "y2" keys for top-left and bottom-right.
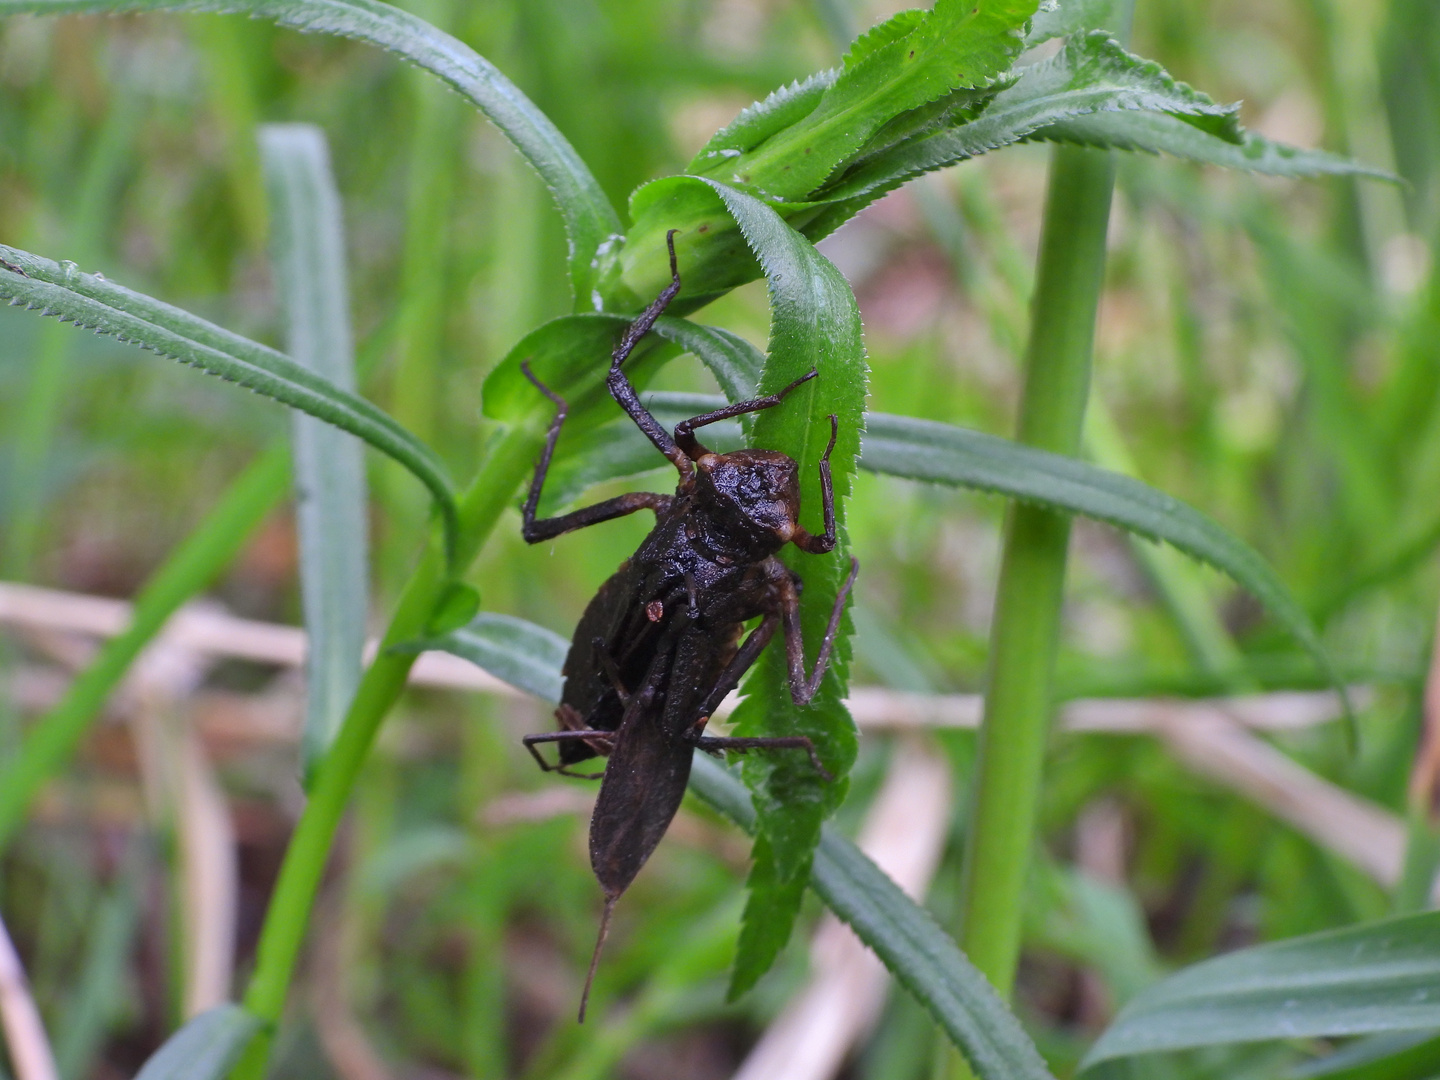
[
  {"x1": 0, "y1": 440, "x2": 291, "y2": 850},
  {"x1": 944, "y1": 143, "x2": 1116, "y2": 1079},
  {"x1": 234, "y1": 423, "x2": 541, "y2": 1079}
]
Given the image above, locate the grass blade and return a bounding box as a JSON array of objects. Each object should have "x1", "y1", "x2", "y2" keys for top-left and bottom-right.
[
  {"x1": 395, "y1": 613, "x2": 567, "y2": 703},
  {"x1": 260, "y1": 123, "x2": 369, "y2": 780},
  {"x1": 1081, "y1": 911, "x2": 1440, "y2": 1069},
  {"x1": 1039, "y1": 110, "x2": 1397, "y2": 179},
  {"x1": 133, "y1": 1004, "x2": 262, "y2": 1080},
  {"x1": 0, "y1": 0, "x2": 622, "y2": 306},
  {"x1": 0, "y1": 245, "x2": 458, "y2": 562},
  {"x1": 861, "y1": 411, "x2": 1339, "y2": 703}
]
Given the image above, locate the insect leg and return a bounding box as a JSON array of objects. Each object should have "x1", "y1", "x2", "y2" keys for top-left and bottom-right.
[
  {"x1": 606, "y1": 230, "x2": 693, "y2": 475},
  {"x1": 673, "y1": 369, "x2": 818, "y2": 457},
  {"x1": 791, "y1": 414, "x2": 840, "y2": 554},
  {"x1": 520, "y1": 359, "x2": 672, "y2": 543},
  {"x1": 688, "y1": 733, "x2": 833, "y2": 782},
  {"x1": 523, "y1": 731, "x2": 614, "y2": 779},
  {"x1": 688, "y1": 613, "x2": 779, "y2": 722},
  {"x1": 778, "y1": 554, "x2": 860, "y2": 705}
]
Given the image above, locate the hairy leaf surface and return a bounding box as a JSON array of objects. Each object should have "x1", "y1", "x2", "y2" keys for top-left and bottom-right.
[{"x1": 0, "y1": 244, "x2": 459, "y2": 558}]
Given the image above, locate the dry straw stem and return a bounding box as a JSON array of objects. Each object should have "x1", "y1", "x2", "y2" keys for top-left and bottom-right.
[
  {"x1": 0, "y1": 911, "x2": 58, "y2": 1080},
  {"x1": 732, "y1": 739, "x2": 954, "y2": 1080},
  {"x1": 127, "y1": 633, "x2": 238, "y2": 1017},
  {"x1": 0, "y1": 580, "x2": 1405, "y2": 897}
]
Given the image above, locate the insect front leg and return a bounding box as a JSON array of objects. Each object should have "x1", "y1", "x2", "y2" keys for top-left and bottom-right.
[
  {"x1": 519, "y1": 362, "x2": 672, "y2": 543},
  {"x1": 774, "y1": 554, "x2": 860, "y2": 706},
  {"x1": 605, "y1": 230, "x2": 694, "y2": 476},
  {"x1": 672, "y1": 369, "x2": 819, "y2": 458}
]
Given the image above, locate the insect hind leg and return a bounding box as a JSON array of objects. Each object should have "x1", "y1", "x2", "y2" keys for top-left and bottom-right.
[{"x1": 523, "y1": 730, "x2": 614, "y2": 779}]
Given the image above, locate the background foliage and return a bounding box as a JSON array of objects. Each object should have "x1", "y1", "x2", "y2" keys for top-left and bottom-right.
[{"x1": 1, "y1": 0, "x2": 1438, "y2": 1077}]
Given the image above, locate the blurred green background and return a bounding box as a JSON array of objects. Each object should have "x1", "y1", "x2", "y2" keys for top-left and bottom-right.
[{"x1": 2, "y1": 0, "x2": 1439, "y2": 1076}]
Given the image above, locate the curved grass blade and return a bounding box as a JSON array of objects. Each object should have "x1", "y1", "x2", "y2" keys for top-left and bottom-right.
[
  {"x1": 394, "y1": 612, "x2": 568, "y2": 703},
  {"x1": 134, "y1": 1004, "x2": 262, "y2": 1080},
  {"x1": 1037, "y1": 109, "x2": 1398, "y2": 180},
  {"x1": 862, "y1": 411, "x2": 1338, "y2": 694},
  {"x1": 0, "y1": 245, "x2": 459, "y2": 562},
  {"x1": 260, "y1": 123, "x2": 369, "y2": 783},
  {"x1": 0, "y1": 443, "x2": 291, "y2": 851},
  {"x1": 0, "y1": 0, "x2": 622, "y2": 306},
  {"x1": 398, "y1": 613, "x2": 1056, "y2": 1080},
  {"x1": 1081, "y1": 911, "x2": 1440, "y2": 1070}
]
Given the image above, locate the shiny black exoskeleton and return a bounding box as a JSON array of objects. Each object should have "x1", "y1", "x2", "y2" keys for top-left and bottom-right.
[{"x1": 519, "y1": 232, "x2": 858, "y2": 1021}]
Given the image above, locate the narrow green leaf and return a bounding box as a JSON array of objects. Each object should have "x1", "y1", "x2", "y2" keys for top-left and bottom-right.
[
  {"x1": 1037, "y1": 109, "x2": 1398, "y2": 179},
  {"x1": 134, "y1": 1004, "x2": 262, "y2": 1080},
  {"x1": 861, "y1": 411, "x2": 1339, "y2": 701},
  {"x1": 688, "y1": 69, "x2": 839, "y2": 176},
  {"x1": 260, "y1": 123, "x2": 369, "y2": 781},
  {"x1": 688, "y1": 755, "x2": 1058, "y2": 1080},
  {"x1": 717, "y1": 0, "x2": 1040, "y2": 199},
  {"x1": 0, "y1": 245, "x2": 458, "y2": 560},
  {"x1": 396, "y1": 615, "x2": 1055, "y2": 1080},
  {"x1": 1082, "y1": 911, "x2": 1440, "y2": 1069},
  {"x1": 397, "y1": 612, "x2": 569, "y2": 703},
  {"x1": 811, "y1": 31, "x2": 1241, "y2": 222},
  {"x1": 0, "y1": 0, "x2": 622, "y2": 306},
  {"x1": 691, "y1": 179, "x2": 869, "y2": 996}
]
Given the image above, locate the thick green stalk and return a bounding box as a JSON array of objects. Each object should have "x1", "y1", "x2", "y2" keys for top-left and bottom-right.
[
  {"x1": 0, "y1": 441, "x2": 291, "y2": 850},
  {"x1": 943, "y1": 144, "x2": 1116, "y2": 1078},
  {"x1": 234, "y1": 423, "x2": 541, "y2": 1078}
]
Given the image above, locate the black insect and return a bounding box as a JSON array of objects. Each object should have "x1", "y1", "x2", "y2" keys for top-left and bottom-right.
[{"x1": 519, "y1": 232, "x2": 858, "y2": 1021}]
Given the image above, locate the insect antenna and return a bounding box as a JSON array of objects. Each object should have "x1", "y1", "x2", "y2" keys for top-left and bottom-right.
[{"x1": 578, "y1": 894, "x2": 619, "y2": 1023}]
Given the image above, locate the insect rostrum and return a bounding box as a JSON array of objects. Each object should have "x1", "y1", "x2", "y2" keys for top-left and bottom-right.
[{"x1": 520, "y1": 231, "x2": 859, "y2": 1022}]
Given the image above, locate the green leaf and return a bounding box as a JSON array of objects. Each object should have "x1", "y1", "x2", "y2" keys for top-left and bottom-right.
[
  {"x1": 682, "y1": 180, "x2": 868, "y2": 997},
  {"x1": 396, "y1": 612, "x2": 569, "y2": 706},
  {"x1": 811, "y1": 31, "x2": 1241, "y2": 222},
  {"x1": 1081, "y1": 911, "x2": 1440, "y2": 1069},
  {"x1": 134, "y1": 1004, "x2": 263, "y2": 1080},
  {"x1": 717, "y1": 0, "x2": 1041, "y2": 199},
  {"x1": 0, "y1": 0, "x2": 621, "y2": 307},
  {"x1": 688, "y1": 755, "x2": 1058, "y2": 1080},
  {"x1": 1036, "y1": 109, "x2": 1398, "y2": 179},
  {"x1": 260, "y1": 123, "x2": 369, "y2": 783},
  {"x1": 0, "y1": 245, "x2": 460, "y2": 562},
  {"x1": 861, "y1": 411, "x2": 1338, "y2": 690},
  {"x1": 688, "y1": 69, "x2": 839, "y2": 176},
  {"x1": 427, "y1": 582, "x2": 481, "y2": 635}
]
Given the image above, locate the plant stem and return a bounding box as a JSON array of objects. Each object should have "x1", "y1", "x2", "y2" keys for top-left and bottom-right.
[
  {"x1": 0, "y1": 441, "x2": 291, "y2": 851},
  {"x1": 234, "y1": 423, "x2": 541, "y2": 1078},
  {"x1": 943, "y1": 143, "x2": 1116, "y2": 1078}
]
